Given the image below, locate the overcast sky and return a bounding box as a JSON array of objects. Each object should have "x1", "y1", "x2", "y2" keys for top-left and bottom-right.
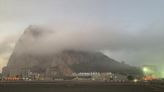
[{"x1": 0, "y1": 0, "x2": 164, "y2": 72}]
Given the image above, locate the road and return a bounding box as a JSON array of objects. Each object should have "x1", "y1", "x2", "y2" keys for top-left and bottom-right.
[{"x1": 0, "y1": 81, "x2": 163, "y2": 92}]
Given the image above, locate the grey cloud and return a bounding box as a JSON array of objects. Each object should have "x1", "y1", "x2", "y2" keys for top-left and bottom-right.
[
  {"x1": 1, "y1": 21, "x2": 164, "y2": 69},
  {"x1": 0, "y1": 35, "x2": 17, "y2": 56},
  {"x1": 15, "y1": 22, "x2": 164, "y2": 57}
]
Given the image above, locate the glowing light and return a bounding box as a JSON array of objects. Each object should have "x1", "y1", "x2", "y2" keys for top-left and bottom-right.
[
  {"x1": 143, "y1": 76, "x2": 156, "y2": 81},
  {"x1": 143, "y1": 67, "x2": 149, "y2": 73},
  {"x1": 133, "y1": 79, "x2": 138, "y2": 83}
]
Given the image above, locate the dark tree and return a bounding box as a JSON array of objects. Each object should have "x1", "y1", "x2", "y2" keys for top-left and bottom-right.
[{"x1": 127, "y1": 75, "x2": 134, "y2": 80}]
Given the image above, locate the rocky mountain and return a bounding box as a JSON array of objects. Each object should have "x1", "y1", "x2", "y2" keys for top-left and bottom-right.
[{"x1": 5, "y1": 25, "x2": 142, "y2": 76}]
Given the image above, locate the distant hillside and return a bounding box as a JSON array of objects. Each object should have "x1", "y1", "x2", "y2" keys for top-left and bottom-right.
[{"x1": 5, "y1": 25, "x2": 142, "y2": 76}]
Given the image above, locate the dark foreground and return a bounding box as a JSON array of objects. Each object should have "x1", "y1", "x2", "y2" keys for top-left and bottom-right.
[{"x1": 0, "y1": 81, "x2": 164, "y2": 92}]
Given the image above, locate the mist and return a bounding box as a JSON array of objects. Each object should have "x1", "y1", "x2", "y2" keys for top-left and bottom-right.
[{"x1": 12, "y1": 21, "x2": 164, "y2": 68}]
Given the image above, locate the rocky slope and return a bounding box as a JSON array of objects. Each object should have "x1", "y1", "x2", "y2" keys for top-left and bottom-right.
[{"x1": 5, "y1": 25, "x2": 142, "y2": 76}]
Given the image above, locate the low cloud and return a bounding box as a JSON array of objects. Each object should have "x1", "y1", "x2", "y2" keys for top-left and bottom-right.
[
  {"x1": 0, "y1": 34, "x2": 18, "y2": 72},
  {"x1": 1, "y1": 21, "x2": 164, "y2": 71},
  {"x1": 17, "y1": 23, "x2": 164, "y2": 55}
]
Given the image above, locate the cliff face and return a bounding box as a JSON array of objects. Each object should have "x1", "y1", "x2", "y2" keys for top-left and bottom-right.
[{"x1": 6, "y1": 26, "x2": 142, "y2": 76}]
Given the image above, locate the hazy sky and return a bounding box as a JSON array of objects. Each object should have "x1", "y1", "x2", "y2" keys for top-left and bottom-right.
[{"x1": 0, "y1": 0, "x2": 164, "y2": 72}]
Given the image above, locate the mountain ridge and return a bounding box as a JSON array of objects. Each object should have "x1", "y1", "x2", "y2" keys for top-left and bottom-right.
[{"x1": 4, "y1": 26, "x2": 142, "y2": 76}]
